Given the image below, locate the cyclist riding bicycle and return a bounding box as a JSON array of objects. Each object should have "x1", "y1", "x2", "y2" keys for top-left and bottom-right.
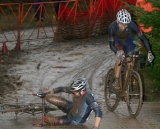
[
  {"x1": 108, "y1": 9, "x2": 154, "y2": 90},
  {"x1": 40, "y1": 77, "x2": 102, "y2": 129}
]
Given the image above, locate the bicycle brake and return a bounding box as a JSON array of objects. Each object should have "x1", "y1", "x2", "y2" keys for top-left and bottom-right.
[
  {"x1": 37, "y1": 91, "x2": 46, "y2": 98},
  {"x1": 32, "y1": 91, "x2": 47, "y2": 98}
]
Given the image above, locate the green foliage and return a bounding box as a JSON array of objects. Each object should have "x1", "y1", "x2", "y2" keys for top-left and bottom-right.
[{"x1": 126, "y1": 0, "x2": 160, "y2": 93}]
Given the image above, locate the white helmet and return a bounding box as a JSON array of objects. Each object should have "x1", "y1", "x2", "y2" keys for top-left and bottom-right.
[
  {"x1": 70, "y1": 78, "x2": 87, "y2": 92},
  {"x1": 116, "y1": 9, "x2": 131, "y2": 24}
]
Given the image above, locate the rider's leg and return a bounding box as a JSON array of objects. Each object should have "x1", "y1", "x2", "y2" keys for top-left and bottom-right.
[
  {"x1": 42, "y1": 95, "x2": 73, "y2": 126},
  {"x1": 45, "y1": 115, "x2": 72, "y2": 126},
  {"x1": 46, "y1": 94, "x2": 72, "y2": 114},
  {"x1": 123, "y1": 36, "x2": 136, "y2": 86},
  {"x1": 124, "y1": 57, "x2": 131, "y2": 84},
  {"x1": 114, "y1": 42, "x2": 123, "y2": 90},
  {"x1": 114, "y1": 59, "x2": 122, "y2": 89}
]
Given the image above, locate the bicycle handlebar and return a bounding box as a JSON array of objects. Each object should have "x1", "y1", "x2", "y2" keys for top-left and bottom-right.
[
  {"x1": 118, "y1": 54, "x2": 139, "y2": 66},
  {"x1": 32, "y1": 91, "x2": 47, "y2": 98}
]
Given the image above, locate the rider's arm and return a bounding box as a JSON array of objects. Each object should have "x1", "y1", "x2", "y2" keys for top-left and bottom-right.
[
  {"x1": 129, "y1": 21, "x2": 151, "y2": 52},
  {"x1": 94, "y1": 117, "x2": 101, "y2": 129},
  {"x1": 138, "y1": 33, "x2": 151, "y2": 52},
  {"x1": 53, "y1": 86, "x2": 70, "y2": 94},
  {"x1": 91, "y1": 102, "x2": 102, "y2": 128},
  {"x1": 86, "y1": 93, "x2": 102, "y2": 128},
  {"x1": 45, "y1": 87, "x2": 70, "y2": 94},
  {"x1": 108, "y1": 21, "x2": 118, "y2": 54}
]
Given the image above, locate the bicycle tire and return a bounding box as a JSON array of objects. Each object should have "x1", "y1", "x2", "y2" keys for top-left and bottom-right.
[
  {"x1": 0, "y1": 103, "x2": 29, "y2": 113},
  {"x1": 29, "y1": 104, "x2": 57, "y2": 112},
  {"x1": 126, "y1": 70, "x2": 143, "y2": 117},
  {"x1": 104, "y1": 68, "x2": 119, "y2": 112},
  {"x1": 0, "y1": 103, "x2": 57, "y2": 115},
  {"x1": 21, "y1": 104, "x2": 57, "y2": 116}
]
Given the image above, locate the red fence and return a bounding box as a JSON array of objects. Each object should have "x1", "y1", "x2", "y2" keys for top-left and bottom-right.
[
  {"x1": 0, "y1": 3, "x2": 20, "y2": 42},
  {"x1": 0, "y1": 0, "x2": 137, "y2": 50}
]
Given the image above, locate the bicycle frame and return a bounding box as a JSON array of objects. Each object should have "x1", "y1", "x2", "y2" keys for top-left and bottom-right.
[
  {"x1": 104, "y1": 53, "x2": 143, "y2": 117},
  {"x1": 32, "y1": 91, "x2": 47, "y2": 126},
  {"x1": 119, "y1": 55, "x2": 137, "y2": 96},
  {"x1": 0, "y1": 91, "x2": 57, "y2": 117}
]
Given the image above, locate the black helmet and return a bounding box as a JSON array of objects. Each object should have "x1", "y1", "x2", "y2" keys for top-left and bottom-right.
[{"x1": 70, "y1": 78, "x2": 87, "y2": 92}]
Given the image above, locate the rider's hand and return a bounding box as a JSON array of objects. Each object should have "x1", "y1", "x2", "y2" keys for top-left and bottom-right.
[
  {"x1": 148, "y1": 51, "x2": 154, "y2": 63},
  {"x1": 116, "y1": 50, "x2": 125, "y2": 60}
]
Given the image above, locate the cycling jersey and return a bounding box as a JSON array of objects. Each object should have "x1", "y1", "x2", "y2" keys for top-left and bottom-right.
[
  {"x1": 108, "y1": 20, "x2": 151, "y2": 55},
  {"x1": 53, "y1": 87, "x2": 102, "y2": 125}
]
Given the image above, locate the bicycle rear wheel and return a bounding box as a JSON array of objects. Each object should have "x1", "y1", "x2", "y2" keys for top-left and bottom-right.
[
  {"x1": 127, "y1": 71, "x2": 143, "y2": 117},
  {"x1": 104, "y1": 68, "x2": 119, "y2": 111}
]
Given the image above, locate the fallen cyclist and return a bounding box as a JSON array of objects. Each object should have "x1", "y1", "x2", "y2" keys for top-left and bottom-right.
[{"x1": 38, "y1": 77, "x2": 102, "y2": 129}]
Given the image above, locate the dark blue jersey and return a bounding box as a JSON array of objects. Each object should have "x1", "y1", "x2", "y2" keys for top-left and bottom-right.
[
  {"x1": 54, "y1": 87, "x2": 102, "y2": 124},
  {"x1": 108, "y1": 20, "x2": 151, "y2": 54}
]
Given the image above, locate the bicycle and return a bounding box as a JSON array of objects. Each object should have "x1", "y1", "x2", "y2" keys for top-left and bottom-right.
[
  {"x1": 0, "y1": 91, "x2": 57, "y2": 126},
  {"x1": 104, "y1": 53, "x2": 143, "y2": 117}
]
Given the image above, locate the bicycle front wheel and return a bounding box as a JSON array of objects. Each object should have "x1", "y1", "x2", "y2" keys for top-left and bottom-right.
[
  {"x1": 104, "y1": 68, "x2": 119, "y2": 112},
  {"x1": 127, "y1": 71, "x2": 143, "y2": 117},
  {"x1": 0, "y1": 103, "x2": 29, "y2": 113}
]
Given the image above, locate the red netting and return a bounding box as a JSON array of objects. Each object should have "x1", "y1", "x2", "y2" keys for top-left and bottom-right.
[
  {"x1": 57, "y1": 2, "x2": 90, "y2": 39},
  {"x1": 56, "y1": 0, "x2": 136, "y2": 40}
]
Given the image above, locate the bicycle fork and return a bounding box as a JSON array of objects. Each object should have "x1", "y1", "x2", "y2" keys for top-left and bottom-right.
[
  {"x1": 32, "y1": 98, "x2": 46, "y2": 127},
  {"x1": 41, "y1": 98, "x2": 46, "y2": 124}
]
